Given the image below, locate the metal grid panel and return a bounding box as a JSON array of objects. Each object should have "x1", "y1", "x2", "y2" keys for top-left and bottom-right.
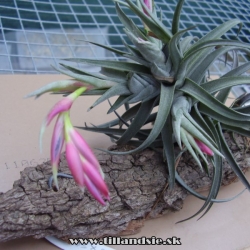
[{"x1": 0, "y1": 0, "x2": 249, "y2": 76}]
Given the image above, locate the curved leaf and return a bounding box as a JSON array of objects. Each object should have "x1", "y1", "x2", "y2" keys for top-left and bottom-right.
[
  {"x1": 59, "y1": 63, "x2": 125, "y2": 82},
  {"x1": 221, "y1": 124, "x2": 250, "y2": 139},
  {"x1": 107, "y1": 95, "x2": 136, "y2": 114},
  {"x1": 182, "y1": 19, "x2": 242, "y2": 78},
  {"x1": 180, "y1": 127, "x2": 203, "y2": 168},
  {"x1": 216, "y1": 61, "x2": 250, "y2": 103},
  {"x1": 52, "y1": 65, "x2": 118, "y2": 89},
  {"x1": 199, "y1": 104, "x2": 250, "y2": 129},
  {"x1": 198, "y1": 117, "x2": 223, "y2": 218},
  {"x1": 217, "y1": 123, "x2": 250, "y2": 191},
  {"x1": 180, "y1": 78, "x2": 250, "y2": 122},
  {"x1": 234, "y1": 105, "x2": 250, "y2": 114},
  {"x1": 115, "y1": 2, "x2": 148, "y2": 40},
  {"x1": 189, "y1": 46, "x2": 238, "y2": 84},
  {"x1": 185, "y1": 39, "x2": 250, "y2": 59},
  {"x1": 169, "y1": 26, "x2": 195, "y2": 74},
  {"x1": 80, "y1": 39, "x2": 129, "y2": 57},
  {"x1": 117, "y1": 97, "x2": 158, "y2": 145},
  {"x1": 202, "y1": 76, "x2": 250, "y2": 94},
  {"x1": 88, "y1": 84, "x2": 131, "y2": 111},
  {"x1": 161, "y1": 115, "x2": 175, "y2": 189},
  {"x1": 63, "y1": 58, "x2": 151, "y2": 75},
  {"x1": 171, "y1": 0, "x2": 185, "y2": 35},
  {"x1": 125, "y1": 0, "x2": 172, "y2": 42},
  {"x1": 97, "y1": 83, "x2": 175, "y2": 154},
  {"x1": 175, "y1": 172, "x2": 245, "y2": 203},
  {"x1": 181, "y1": 116, "x2": 222, "y2": 157},
  {"x1": 185, "y1": 19, "x2": 241, "y2": 56}
]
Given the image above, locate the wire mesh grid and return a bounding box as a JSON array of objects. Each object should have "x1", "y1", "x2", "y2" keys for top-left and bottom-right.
[{"x1": 0, "y1": 0, "x2": 249, "y2": 80}]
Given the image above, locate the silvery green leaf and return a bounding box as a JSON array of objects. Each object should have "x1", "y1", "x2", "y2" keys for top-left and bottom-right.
[
  {"x1": 175, "y1": 172, "x2": 246, "y2": 203},
  {"x1": 181, "y1": 116, "x2": 223, "y2": 158},
  {"x1": 24, "y1": 79, "x2": 82, "y2": 99},
  {"x1": 199, "y1": 104, "x2": 250, "y2": 129},
  {"x1": 127, "y1": 73, "x2": 146, "y2": 94},
  {"x1": 122, "y1": 40, "x2": 143, "y2": 57},
  {"x1": 124, "y1": 54, "x2": 151, "y2": 67},
  {"x1": 98, "y1": 83, "x2": 175, "y2": 155},
  {"x1": 185, "y1": 131, "x2": 209, "y2": 166},
  {"x1": 202, "y1": 76, "x2": 250, "y2": 94},
  {"x1": 64, "y1": 58, "x2": 151, "y2": 75},
  {"x1": 217, "y1": 123, "x2": 250, "y2": 191},
  {"x1": 179, "y1": 36, "x2": 197, "y2": 56},
  {"x1": 180, "y1": 78, "x2": 250, "y2": 122},
  {"x1": 94, "y1": 118, "x2": 120, "y2": 129},
  {"x1": 171, "y1": 0, "x2": 185, "y2": 35},
  {"x1": 150, "y1": 63, "x2": 174, "y2": 83},
  {"x1": 180, "y1": 128, "x2": 203, "y2": 168},
  {"x1": 52, "y1": 65, "x2": 118, "y2": 89},
  {"x1": 171, "y1": 96, "x2": 190, "y2": 116},
  {"x1": 171, "y1": 96, "x2": 191, "y2": 148},
  {"x1": 120, "y1": 102, "x2": 142, "y2": 125},
  {"x1": 169, "y1": 26, "x2": 195, "y2": 74},
  {"x1": 172, "y1": 110, "x2": 183, "y2": 149},
  {"x1": 115, "y1": 2, "x2": 148, "y2": 40},
  {"x1": 125, "y1": 0, "x2": 172, "y2": 43},
  {"x1": 88, "y1": 84, "x2": 131, "y2": 111},
  {"x1": 184, "y1": 111, "x2": 216, "y2": 145},
  {"x1": 185, "y1": 39, "x2": 250, "y2": 59},
  {"x1": 221, "y1": 124, "x2": 250, "y2": 138},
  {"x1": 189, "y1": 46, "x2": 238, "y2": 84},
  {"x1": 184, "y1": 18, "x2": 243, "y2": 74},
  {"x1": 128, "y1": 85, "x2": 156, "y2": 103},
  {"x1": 107, "y1": 95, "x2": 135, "y2": 114},
  {"x1": 116, "y1": 97, "x2": 158, "y2": 145},
  {"x1": 162, "y1": 116, "x2": 175, "y2": 189},
  {"x1": 189, "y1": 19, "x2": 241, "y2": 50},
  {"x1": 100, "y1": 67, "x2": 128, "y2": 80},
  {"x1": 216, "y1": 61, "x2": 250, "y2": 103},
  {"x1": 79, "y1": 39, "x2": 129, "y2": 57},
  {"x1": 60, "y1": 63, "x2": 126, "y2": 84},
  {"x1": 125, "y1": 29, "x2": 166, "y2": 65}
]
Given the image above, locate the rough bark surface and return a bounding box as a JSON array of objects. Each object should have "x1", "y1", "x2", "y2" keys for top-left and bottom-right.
[{"x1": 0, "y1": 133, "x2": 250, "y2": 242}]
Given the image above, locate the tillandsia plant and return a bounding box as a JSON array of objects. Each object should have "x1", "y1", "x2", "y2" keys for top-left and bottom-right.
[{"x1": 26, "y1": 0, "x2": 250, "y2": 221}]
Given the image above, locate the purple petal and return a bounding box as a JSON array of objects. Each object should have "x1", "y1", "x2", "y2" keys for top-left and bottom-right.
[
  {"x1": 51, "y1": 113, "x2": 65, "y2": 166},
  {"x1": 39, "y1": 87, "x2": 87, "y2": 152},
  {"x1": 46, "y1": 98, "x2": 73, "y2": 127},
  {"x1": 45, "y1": 87, "x2": 88, "y2": 127},
  {"x1": 83, "y1": 174, "x2": 106, "y2": 205},
  {"x1": 50, "y1": 113, "x2": 65, "y2": 189},
  {"x1": 66, "y1": 141, "x2": 84, "y2": 186},
  {"x1": 70, "y1": 129, "x2": 100, "y2": 171},
  {"x1": 80, "y1": 156, "x2": 109, "y2": 199}
]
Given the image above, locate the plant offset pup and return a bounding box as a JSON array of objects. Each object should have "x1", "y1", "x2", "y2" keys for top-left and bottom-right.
[{"x1": 26, "y1": 0, "x2": 250, "y2": 221}]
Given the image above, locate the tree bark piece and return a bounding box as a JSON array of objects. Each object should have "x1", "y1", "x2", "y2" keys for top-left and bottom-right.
[{"x1": 0, "y1": 133, "x2": 249, "y2": 242}]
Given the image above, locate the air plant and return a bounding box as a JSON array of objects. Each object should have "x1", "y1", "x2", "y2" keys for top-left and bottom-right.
[{"x1": 26, "y1": 0, "x2": 250, "y2": 221}]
